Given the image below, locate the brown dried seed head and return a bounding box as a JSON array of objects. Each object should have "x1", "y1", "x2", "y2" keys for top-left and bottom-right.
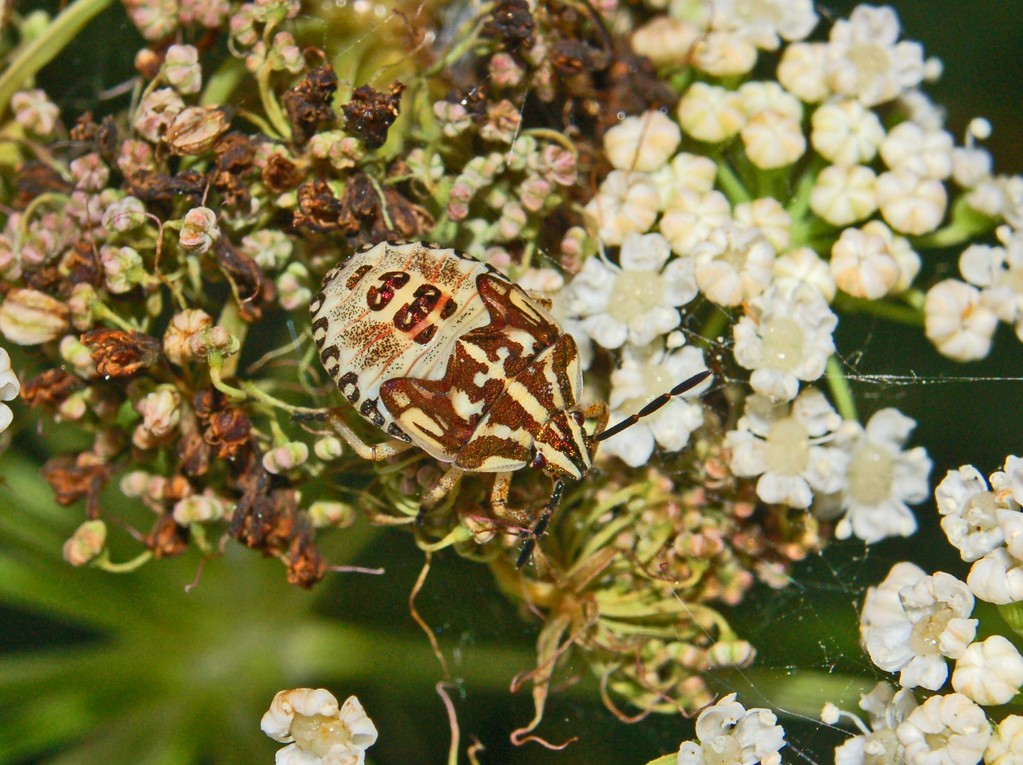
[
  {"x1": 145, "y1": 513, "x2": 190, "y2": 558},
  {"x1": 165, "y1": 106, "x2": 232, "y2": 156},
  {"x1": 42, "y1": 453, "x2": 113, "y2": 509},
  {"x1": 294, "y1": 180, "x2": 343, "y2": 232},
  {"x1": 282, "y1": 65, "x2": 338, "y2": 145},
  {"x1": 21, "y1": 368, "x2": 86, "y2": 412},
  {"x1": 0, "y1": 288, "x2": 70, "y2": 345},
  {"x1": 483, "y1": 0, "x2": 535, "y2": 50},
  {"x1": 341, "y1": 82, "x2": 405, "y2": 150},
  {"x1": 81, "y1": 327, "x2": 162, "y2": 377},
  {"x1": 204, "y1": 407, "x2": 252, "y2": 458}
]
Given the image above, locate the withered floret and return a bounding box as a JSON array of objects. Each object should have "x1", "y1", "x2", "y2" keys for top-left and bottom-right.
[
  {"x1": 81, "y1": 328, "x2": 162, "y2": 377},
  {"x1": 341, "y1": 83, "x2": 405, "y2": 150}
]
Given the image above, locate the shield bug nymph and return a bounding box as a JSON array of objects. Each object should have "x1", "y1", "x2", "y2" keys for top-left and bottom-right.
[{"x1": 310, "y1": 240, "x2": 710, "y2": 565}]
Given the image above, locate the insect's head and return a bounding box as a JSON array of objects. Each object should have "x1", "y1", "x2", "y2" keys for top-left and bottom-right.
[{"x1": 530, "y1": 408, "x2": 590, "y2": 481}]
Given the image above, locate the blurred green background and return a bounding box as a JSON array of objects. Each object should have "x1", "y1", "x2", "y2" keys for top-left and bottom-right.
[{"x1": 2, "y1": 1, "x2": 1023, "y2": 763}]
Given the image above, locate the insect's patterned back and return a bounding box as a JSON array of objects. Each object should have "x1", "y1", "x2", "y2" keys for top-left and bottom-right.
[{"x1": 309, "y1": 241, "x2": 579, "y2": 470}]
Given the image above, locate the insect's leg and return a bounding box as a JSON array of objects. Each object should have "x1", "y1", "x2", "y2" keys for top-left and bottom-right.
[
  {"x1": 415, "y1": 466, "x2": 465, "y2": 526},
  {"x1": 516, "y1": 479, "x2": 566, "y2": 568},
  {"x1": 488, "y1": 471, "x2": 531, "y2": 525},
  {"x1": 580, "y1": 400, "x2": 610, "y2": 433},
  {"x1": 326, "y1": 410, "x2": 415, "y2": 461}
]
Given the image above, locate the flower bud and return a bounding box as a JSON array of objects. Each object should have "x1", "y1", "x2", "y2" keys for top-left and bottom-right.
[
  {"x1": 102, "y1": 196, "x2": 148, "y2": 232},
  {"x1": 179, "y1": 206, "x2": 220, "y2": 253},
  {"x1": 164, "y1": 44, "x2": 202, "y2": 94},
  {"x1": 63, "y1": 520, "x2": 107, "y2": 566},
  {"x1": 165, "y1": 106, "x2": 230, "y2": 156},
  {"x1": 263, "y1": 441, "x2": 310, "y2": 474},
  {"x1": 163, "y1": 308, "x2": 214, "y2": 365},
  {"x1": 133, "y1": 385, "x2": 181, "y2": 448},
  {"x1": 100, "y1": 245, "x2": 144, "y2": 294},
  {"x1": 188, "y1": 325, "x2": 239, "y2": 359},
  {"x1": 173, "y1": 491, "x2": 227, "y2": 525},
  {"x1": 314, "y1": 436, "x2": 344, "y2": 460},
  {"x1": 0, "y1": 289, "x2": 70, "y2": 345},
  {"x1": 59, "y1": 335, "x2": 97, "y2": 377},
  {"x1": 277, "y1": 262, "x2": 311, "y2": 310},
  {"x1": 308, "y1": 500, "x2": 355, "y2": 528}
]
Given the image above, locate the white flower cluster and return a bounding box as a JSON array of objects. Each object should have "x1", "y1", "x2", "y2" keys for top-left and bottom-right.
[
  {"x1": 0, "y1": 345, "x2": 19, "y2": 434},
  {"x1": 677, "y1": 693, "x2": 786, "y2": 765},
  {"x1": 848, "y1": 455, "x2": 1023, "y2": 765},
  {"x1": 261, "y1": 688, "x2": 378, "y2": 765}
]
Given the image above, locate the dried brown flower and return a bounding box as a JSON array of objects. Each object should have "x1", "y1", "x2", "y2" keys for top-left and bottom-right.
[
  {"x1": 483, "y1": 0, "x2": 535, "y2": 50},
  {"x1": 42, "y1": 452, "x2": 113, "y2": 514},
  {"x1": 341, "y1": 83, "x2": 405, "y2": 150},
  {"x1": 294, "y1": 180, "x2": 343, "y2": 232},
  {"x1": 81, "y1": 328, "x2": 162, "y2": 377},
  {"x1": 282, "y1": 65, "x2": 338, "y2": 145},
  {"x1": 21, "y1": 368, "x2": 86, "y2": 412},
  {"x1": 165, "y1": 106, "x2": 231, "y2": 156},
  {"x1": 145, "y1": 513, "x2": 190, "y2": 558}
]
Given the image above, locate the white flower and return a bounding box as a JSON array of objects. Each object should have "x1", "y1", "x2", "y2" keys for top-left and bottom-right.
[
  {"x1": 876, "y1": 169, "x2": 947, "y2": 235},
  {"x1": 691, "y1": 31, "x2": 758, "y2": 77},
  {"x1": 809, "y1": 164, "x2": 877, "y2": 227},
  {"x1": 565, "y1": 233, "x2": 697, "y2": 349},
  {"x1": 733, "y1": 198, "x2": 791, "y2": 253},
  {"x1": 991, "y1": 455, "x2": 1023, "y2": 508},
  {"x1": 584, "y1": 170, "x2": 660, "y2": 246},
  {"x1": 691, "y1": 223, "x2": 775, "y2": 307},
  {"x1": 777, "y1": 42, "x2": 830, "y2": 103},
  {"x1": 737, "y1": 81, "x2": 804, "y2": 122},
  {"x1": 860, "y1": 562, "x2": 977, "y2": 690},
  {"x1": 968, "y1": 548, "x2": 1023, "y2": 605},
  {"x1": 880, "y1": 121, "x2": 954, "y2": 180},
  {"x1": 711, "y1": 0, "x2": 817, "y2": 49},
  {"x1": 831, "y1": 683, "x2": 917, "y2": 765},
  {"x1": 726, "y1": 388, "x2": 847, "y2": 509},
  {"x1": 659, "y1": 189, "x2": 733, "y2": 255},
  {"x1": 261, "y1": 689, "x2": 378, "y2": 765},
  {"x1": 937, "y1": 465, "x2": 1012, "y2": 563},
  {"x1": 733, "y1": 286, "x2": 836, "y2": 401},
  {"x1": 924, "y1": 279, "x2": 999, "y2": 362},
  {"x1": 772, "y1": 247, "x2": 835, "y2": 303},
  {"x1": 825, "y1": 5, "x2": 926, "y2": 107},
  {"x1": 834, "y1": 408, "x2": 932, "y2": 544},
  {"x1": 263, "y1": 441, "x2": 310, "y2": 474},
  {"x1": 598, "y1": 340, "x2": 709, "y2": 467},
  {"x1": 0, "y1": 346, "x2": 20, "y2": 434},
  {"x1": 604, "y1": 110, "x2": 681, "y2": 173},
  {"x1": 987, "y1": 715, "x2": 1023, "y2": 765},
  {"x1": 830, "y1": 225, "x2": 901, "y2": 300},
  {"x1": 173, "y1": 491, "x2": 227, "y2": 526},
  {"x1": 677, "y1": 693, "x2": 786, "y2": 765},
  {"x1": 952, "y1": 636, "x2": 1023, "y2": 706},
  {"x1": 960, "y1": 226, "x2": 1023, "y2": 342},
  {"x1": 630, "y1": 17, "x2": 702, "y2": 68},
  {"x1": 897, "y1": 693, "x2": 991, "y2": 765},
  {"x1": 676, "y1": 82, "x2": 745, "y2": 143},
  {"x1": 810, "y1": 99, "x2": 885, "y2": 166},
  {"x1": 741, "y1": 111, "x2": 806, "y2": 169},
  {"x1": 651, "y1": 153, "x2": 718, "y2": 211}
]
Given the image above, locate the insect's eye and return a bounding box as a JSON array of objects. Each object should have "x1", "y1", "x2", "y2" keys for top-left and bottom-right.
[
  {"x1": 531, "y1": 451, "x2": 547, "y2": 470},
  {"x1": 571, "y1": 410, "x2": 585, "y2": 426}
]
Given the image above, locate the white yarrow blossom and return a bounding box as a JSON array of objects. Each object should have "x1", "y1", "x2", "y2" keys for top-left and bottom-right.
[
  {"x1": 880, "y1": 121, "x2": 955, "y2": 180},
  {"x1": 0, "y1": 346, "x2": 19, "y2": 434},
  {"x1": 777, "y1": 42, "x2": 830, "y2": 103},
  {"x1": 676, "y1": 82, "x2": 746, "y2": 143},
  {"x1": 896, "y1": 693, "x2": 991, "y2": 765},
  {"x1": 564, "y1": 233, "x2": 697, "y2": 349},
  {"x1": 584, "y1": 170, "x2": 660, "y2": 246},
  {"x1": 860, "y1": 562, "x2": 977, "y2": 691},
  {"x1": 599, "y1": 340, "x2": 709, "y2": 467},
  {"x1": 711, "y1": 0, "x2": 818, "y2": 50},
  {"x1": 676, "y1": 693, "x2": 786, "y2": 765},
  {"x1": 924, "y1": 279, "x2": 999, "y2": 361},
  {"x1": 691, "y1": 223, "x2": 775, "y2": 307},
  {"x1": 937, "y1": 463, "x2": 1015, "y2": 563},
  {"x1": 831, "y1": 682, "x2": 918, "y2": 765},
  {"x1": 833, "y1": 408, "x2": 932, "y2": 544},
  {"x1": 809, "y1": 164, "x2": 878, "y2": 227},
  {"x1": 810, "y1": 99, "x2": 885, "y2": 166},
  {"x1": 952, "y1": 635, "x2": 1023, "y2": 706},
  {"x1": 824, "y1": 5, "x2": 927, "y2": 107},
  {"x1": 733, "y1": 198, "x2": 792, "y2": 253},
  {"x1": 261, "y1": 689, "x2": 378, "y2": 765},
  {"x1": 691, "y1": 31, "x2": 758, "y2": 78},
  {"x1": 659, "y1": 189, "x2": 733, "y2": 255},
  {"x1": 732, "y1": 286, "x2": 836, "y2": 401},
  {"x1": 772, "y1": 247, "x2": 836, "y2": 302},
  {"x1": 651, "y1": 153, "x2": 718, "y2": 211},
  {"x1": 959, "y1": 225, "x2": 1023, "y2": 342},
  {"x1": 876, "y1": 169, "x2": 948, "y2": 235},
  {"x1": 604, "y1": 110, "x2": 681, "y2": 173},
  {"x1": 726, "y1": 388, "x2": 847, "y2": 509},
  {"x1": 986, "y1": 715, "x2": 1023, "y2": 765}
]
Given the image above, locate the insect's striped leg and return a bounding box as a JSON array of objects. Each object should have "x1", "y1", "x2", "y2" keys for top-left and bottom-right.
[
  {"x1": 326, "y1": 410, "x2": 415, "y2": 461},
  {"x1": 415, "y1": 466, "x2": 465, "y2": 526},
  {"x1": 516, "y1": 478, "x2": 566, "y2": 569}
]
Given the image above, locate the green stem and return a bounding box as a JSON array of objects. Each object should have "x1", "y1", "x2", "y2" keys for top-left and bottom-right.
[
  {"x1": 200, "y1": 57, "x2": 247, "y2": 108},
  {"x1": 826, "y1": 355, "x2": 857, "y2": 422},
  {"x1": 0, "y1": 0, "x2": 114, "y2": 118},
  {"x1": 93, "y1": 550, "x2": 153, "y2": 573},
  {"x1": 714, "y1": 157, "x2": 752, "y2": 206},
  {"x1": 832, "y1": 292, "x2": 925, "y2": 327}
]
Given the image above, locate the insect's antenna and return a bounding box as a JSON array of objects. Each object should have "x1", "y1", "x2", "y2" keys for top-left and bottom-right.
[{"x1": 594, "y1": 370, "x2": 712, "y2": 443}]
